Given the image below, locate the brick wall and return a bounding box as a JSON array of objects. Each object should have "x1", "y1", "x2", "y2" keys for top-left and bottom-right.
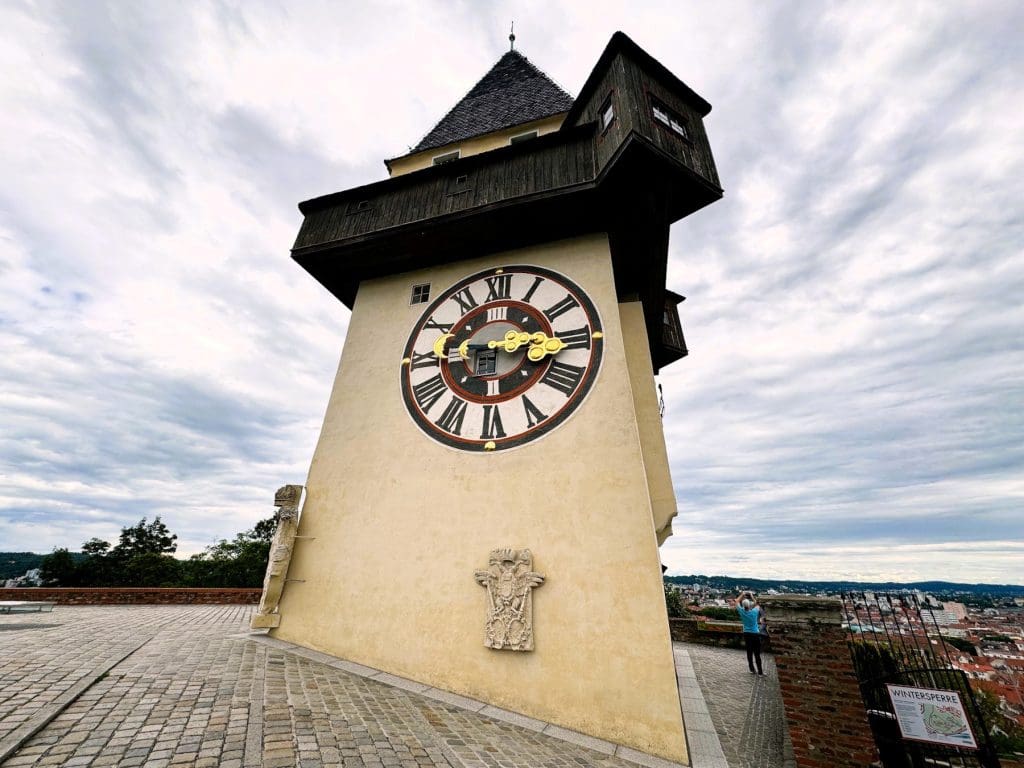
[
  {"x1": 669, "y1": 617, "x2": 769, "y2": 650},
  {"x1": 760, "y1": 595, "x2": 880, "y2": 768},
  {"x1": 0, "y1": 587, "x2": 261, "y2": 605}
]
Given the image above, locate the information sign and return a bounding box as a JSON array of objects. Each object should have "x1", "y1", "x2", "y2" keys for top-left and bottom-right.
[{"x1": 886, "y1": 684, "x2": 977, "y2": 749}]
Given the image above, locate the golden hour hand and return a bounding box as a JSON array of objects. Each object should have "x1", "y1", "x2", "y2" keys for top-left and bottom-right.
[{"x1": 432, "y1": 333, "x2": 455, "y2": 359}]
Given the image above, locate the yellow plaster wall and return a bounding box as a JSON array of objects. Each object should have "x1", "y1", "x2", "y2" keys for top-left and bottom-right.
[
  {"x1": 273, "y1": 233, "x2": 686, "y2": 763},
  {"x1": 387, "y1": 113, "x2": 566, "y2": 176},
  {"x1": 619, "y1": 302, "x2": 679, "y2": 545}
]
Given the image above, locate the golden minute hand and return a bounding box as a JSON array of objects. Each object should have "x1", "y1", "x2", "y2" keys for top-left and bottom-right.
[
  {"x1": 481, "y1": 331, "x2": 567, "y2": 361},
  {"x1": 525, "y1": 334, "x2": 567, "y2": 361}
]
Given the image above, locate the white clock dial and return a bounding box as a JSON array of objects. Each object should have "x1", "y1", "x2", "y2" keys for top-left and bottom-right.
[{"x1": 400, "y1": 265, "x2": 604, "y2": 452}]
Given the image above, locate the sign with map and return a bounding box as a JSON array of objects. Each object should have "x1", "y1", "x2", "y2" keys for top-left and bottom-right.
[{"x1": 886, "y1": 684, "x2": 977, "y2": 749}]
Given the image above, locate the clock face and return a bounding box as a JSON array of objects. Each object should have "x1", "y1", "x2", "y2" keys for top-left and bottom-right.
[{"x1": 400, "y1": 265, "x2": 604, "y2": 452}]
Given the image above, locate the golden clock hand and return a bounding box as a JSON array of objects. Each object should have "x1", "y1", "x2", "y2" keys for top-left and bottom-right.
[
  {"x1": 442, "y1": 331, "x2": 571, "y2": 363},
  {"x1": 486, "y1": 330, "x2": 534, "y2": 353},
  {"x1": 432, "y1": 333, "x2": 455, "y2": 359},
  {"x1": 526, "y1": 334, "x2": 567, "y2": 361},
  {"x1": 478, "y1": 331, "x2": 568, "y2": 360}
]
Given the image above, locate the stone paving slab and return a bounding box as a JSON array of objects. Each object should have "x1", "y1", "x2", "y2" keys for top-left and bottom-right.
[
  {"x1": 0, "y1": 605, "x2": 205, "y2": 745},
  {"x1": 673, "y1": 645, "x2": 729, "y2": 768},
  {"x1": 0, "y1": 606, "x2": 796, "y2": 768},
  {"x1": 0, "y1": 606, "x2": 673, "y2": 767},
  {"x1": 676, "y1": 642, "x2": 796, "y2": 768}
]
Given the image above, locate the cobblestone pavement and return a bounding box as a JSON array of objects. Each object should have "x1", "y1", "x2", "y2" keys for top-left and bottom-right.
[
  {"x1": 680, "y1": 643, "x2": 795, "y2": 768},
  {"x1": 0, "y1": 606, "x2": 669, "y2": 768}
]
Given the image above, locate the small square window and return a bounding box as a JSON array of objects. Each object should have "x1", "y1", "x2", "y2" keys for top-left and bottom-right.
[
  {"x1": 475, "y1": 350, "x2": 497, "y2": 376},
  {"x1": 410, "y1": 284, "x2": 430, "y2": 305},
  {"x1": 432, "y1": 150, "x2": 460, "y2": 166},
  {"x1": 600, "y1": 96, "x2": 615, "y2": 131}
]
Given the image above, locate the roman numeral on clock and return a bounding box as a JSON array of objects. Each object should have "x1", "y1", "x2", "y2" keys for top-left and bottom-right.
[
  {"x1": 424, "y1": 317, "x2": 453, "y2": 334},
  {"x1": 521, "y1": 394, "x2": 548, "y2": 427},
  {"x1": 543, "y1": 293, "x2": 580, "y2": 322},
  {"x1": 412, "y1": 374, "x2": 447, "y2": 413},
  {"x1": 485, "y1": 274, "x2": 512, "y2": 302},
  {"x1": 540, "y1": 360, "x2": 585, "y2": 397},
  {"x1": 558, "y1": 326, "x2": 591, "y2": 350},
  {"x1": 486, "y1": 306, "x2": 507, "y2": 322},
  {"x1": 521, "y1": 275, "x2": 544, "y2": 303},
  {"x1": 450, "y1": 287, "x2": 479, "y2": 314},
  {"x1": 479, "y1": 405, "x2": 506, "y2": 439},
  {"x1": 410, "y1": 350, "x2": 439, "y2": 370},
  {"x1": 435, "y1": 396, "x2": 468, "y2": 435}
]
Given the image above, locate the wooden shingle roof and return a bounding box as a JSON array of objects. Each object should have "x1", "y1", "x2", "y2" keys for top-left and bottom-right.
[{"x1": 412, "y1": 50, "x2": 574, "y2": 153}]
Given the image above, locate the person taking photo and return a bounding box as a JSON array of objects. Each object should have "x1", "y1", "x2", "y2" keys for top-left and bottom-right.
[{"x1": 736, "y1": 591, "x2": 764, "y2": 675}]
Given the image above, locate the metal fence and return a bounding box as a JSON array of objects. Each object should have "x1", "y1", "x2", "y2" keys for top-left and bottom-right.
[{"x1": 842, "y1": 591, "x2": 1001, "y2": 768}]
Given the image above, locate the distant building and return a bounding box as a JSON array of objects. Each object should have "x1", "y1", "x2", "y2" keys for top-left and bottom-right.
[{"x1": 4, "y1": 568, "x2": 41, "y2": 587}]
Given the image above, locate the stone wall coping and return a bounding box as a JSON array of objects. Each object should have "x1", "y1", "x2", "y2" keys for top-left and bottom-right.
[
  {"x1": 759, "y1": 594, "x2": 843, "y2": 625},
  {"x1": 0, "y1": 587, "x2": 262, "y2": 605}
]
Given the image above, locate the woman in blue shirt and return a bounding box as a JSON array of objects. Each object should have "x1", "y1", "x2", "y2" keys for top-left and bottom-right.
[{"x1": 737, "y1": 591, "x2": 764, "y2": 675}]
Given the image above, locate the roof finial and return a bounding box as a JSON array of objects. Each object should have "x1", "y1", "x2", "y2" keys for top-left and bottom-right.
[{"x1": 509, "y1": 21, "x2": 516, "y2": 51}]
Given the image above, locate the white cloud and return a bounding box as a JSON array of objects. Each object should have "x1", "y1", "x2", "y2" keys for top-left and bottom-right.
[{"x1": 0, "y1": 0, "x2": 1021, "y2": 584}]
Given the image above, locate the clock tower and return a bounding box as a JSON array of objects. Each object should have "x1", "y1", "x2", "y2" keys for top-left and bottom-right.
[{"x1": 263, "y1": 33, "x2": 722, "y2": 764}]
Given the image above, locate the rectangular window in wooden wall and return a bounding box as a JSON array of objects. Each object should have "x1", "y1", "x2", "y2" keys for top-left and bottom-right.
[
  {"x1": 662, "y1": 301, "x2": 685, "y2": 351},
  {"x1": 650, "y1": 96, "x2": 690, "y2": 141},
  {"x1": 600, "y1": 95, "x2": 615, "y2": 131}
]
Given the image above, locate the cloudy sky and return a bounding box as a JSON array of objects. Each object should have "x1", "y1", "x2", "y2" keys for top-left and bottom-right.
[{"x1": 1, "y1": 1, "x2": 1021, "y2": 584}]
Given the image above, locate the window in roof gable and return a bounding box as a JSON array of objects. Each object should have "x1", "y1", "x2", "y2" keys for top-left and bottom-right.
[
  {"x1": 509, "y1": 130, "x2": 538, "y2": 145},
  {"x1": 432, "y1": 150, "x2": 461, "y2": 166}
]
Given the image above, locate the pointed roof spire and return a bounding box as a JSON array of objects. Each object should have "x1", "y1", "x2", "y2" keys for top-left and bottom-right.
[
  {"x1": 509, "y1": 21, "x2": 515, "y2": 51},
  {"x1": 411, "y1": 48, "x2": 574, "y2": 153}
]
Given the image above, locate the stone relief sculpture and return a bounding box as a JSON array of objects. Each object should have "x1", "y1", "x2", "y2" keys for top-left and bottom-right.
[
  {"x1": 250, "y1": 484, "x2": 303, "y2": 629},
  {"x1": 474, "y1": 548, "x2": 545, "y2": 651}
]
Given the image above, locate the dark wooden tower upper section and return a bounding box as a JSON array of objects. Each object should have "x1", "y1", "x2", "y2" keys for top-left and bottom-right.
[{"x1": 292, "y1": 32, "x2": 723, "y2": 373}]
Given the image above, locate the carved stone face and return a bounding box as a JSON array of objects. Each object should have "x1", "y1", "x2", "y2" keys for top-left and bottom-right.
[{"x1": 274, "y1": 484, "x2": 302, "y2": 507}]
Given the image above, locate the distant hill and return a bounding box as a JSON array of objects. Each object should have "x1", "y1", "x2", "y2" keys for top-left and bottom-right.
[
  {"x1": 665, "y1": 574, "x2": 1024, "y2": 598},
  {"x1": 0, "y1": 552, "x2": 45, "y2": 580},
  {"x1": 0, "y1": 551, "x2": 92, "y2": 581}
]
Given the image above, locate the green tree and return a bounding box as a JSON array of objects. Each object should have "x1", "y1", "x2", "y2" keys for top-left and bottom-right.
[
  {"x1": 943, "y1": 636, "x2": 977, "y2": 656},
  {"x1": 111, "y1": 517, "x2": 177, "y2": 558},
  {"x1": 39, "y1": 548, "x2": 78, "y2": 586},
  {"x1": 698, "y1": 606, "x2": 739, "y2": 622},
  {"x1": 81, "y1": 538, "x2": 110, "y2": 556},
  {"x1": 119, "y1": 551, "x2": 182, "y2": 587},
  {"x1": 975, "y1": 688, "x2": 1024, "y2": 755},
  {"x1": 664, "y1": 585, "x2": 683, "y2": 618},
  {"x1": 252, "y1": 516, "x2": 276, "y2": 543},
  {"x1": 181, "y1": 516, "x2": 275, "y2": 588}
]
